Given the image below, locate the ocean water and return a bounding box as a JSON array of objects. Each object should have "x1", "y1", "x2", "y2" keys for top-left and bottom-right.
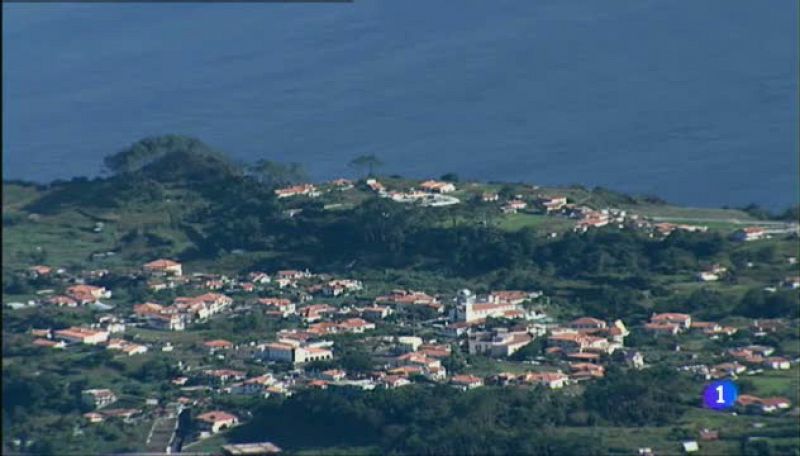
[{"x1": 3, "y1": 0, "x2": 798, "y2": 209}]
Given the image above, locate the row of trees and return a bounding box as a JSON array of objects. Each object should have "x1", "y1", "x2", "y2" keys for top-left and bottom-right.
[
  {"x1": 104, "y1": 135, "x2": 387, "y2": 181},
  {"x1": 224, "y1": 367, "x2": 692, "y2": 454}
]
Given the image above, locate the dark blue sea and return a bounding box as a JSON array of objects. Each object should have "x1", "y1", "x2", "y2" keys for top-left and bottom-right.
[{"x1": 3, "y1": 0, "x2": 798, "y2": 209}]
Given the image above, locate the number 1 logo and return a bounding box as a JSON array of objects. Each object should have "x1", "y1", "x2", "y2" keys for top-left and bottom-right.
[{"x1": 704, "y1": 380, "x2": 738, "y2": 410}]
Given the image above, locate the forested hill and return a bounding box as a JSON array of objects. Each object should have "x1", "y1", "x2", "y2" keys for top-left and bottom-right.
[{"x1": 19, "y1": 136, "x2": 252, "y2": 214}]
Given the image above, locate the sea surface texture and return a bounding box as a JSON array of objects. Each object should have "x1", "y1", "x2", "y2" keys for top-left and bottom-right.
[{"x1": 3, "y1": 0, "x2": 798, "y2": 209}]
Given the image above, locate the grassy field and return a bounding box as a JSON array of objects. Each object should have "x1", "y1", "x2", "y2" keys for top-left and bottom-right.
[
  {"x1": 495, "y1": 213, "x2": 575, "y2": 232},
  {"x1": 656, "y1": 219, "x2": 747, "y2": 232},
  {"x1": 679, "y1": 408, "x2": 799, "y2": 453},
  {"x1": 491, "y1": 200, "x2": 773, "y2": 234},
  {"x1": 2, "y1": 183, "x2": 44, "y2": 210},
  {"x1": 465, "y1": 357, "x2": 530, "y2": 375},
  {"x1": 621, "y1": 204, "x2": 756, "y2": 220},
  {"x1": 554, "y1": 407, "x2": 800, "y2": 455},
  {"x1": 550, "y1": 426, "x2": 675, "y2": 455},
  {"x1": 2, "y1": 182, "x2": 211, "y2": 282},
  {"x1": 2, "y1": 212, "x2": 121, "y2": 270},
  {"x1": 185, "y1": 251, "x2": 282, "y2": 276},
  {"x1": 128, "y1": 327, "x2": 213, "y2": 346},
  {"x1": 182, "y1": 432, "x2": 229, "y2": 452},
  {"x1": 747, "y1": 366, "x2": 800, "y2": 403}
]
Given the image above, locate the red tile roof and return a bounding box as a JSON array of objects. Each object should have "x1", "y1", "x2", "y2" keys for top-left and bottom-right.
[
  {"x1": 651, "y1": 313, "x2": 690, "y2": 322},
  {"x1": 144, "y1": 259, "x2": 180, "y2": 269},
  {"x1": 203, "y1": 339, "x2": 233, "y2": 349},
  {"x1": 197, "y1": 411, "x2": 238, "y2": 423},
  {"x1": 451, "y1": 374, "x2": 483, "y2": 385}
]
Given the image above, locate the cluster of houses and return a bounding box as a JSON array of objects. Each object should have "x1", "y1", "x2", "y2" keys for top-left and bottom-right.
[
  {"x1": 273, "y1": 177, "x2": 463, "y2": 208},
  {"x1": 724, "y1": 345, "x2": 791, "y2": 372},
  {"x1": 363, "y1": 178, "x2": 461, "y2": 207},
  {"x1": 652, "y1": 223, "x2": 709, "y2": 236},
  {"x1": 28, "y1": 260, "x2": 795, "y2": 405},
  {"x1": 171, "y1": 358, "x2": 293, "y2": 400},
  {"x1": 14, "y1": 250, "x2": 797, "y2": 451},
  {"x1": 274, "y1": 184, "x2": 320, "y2": 199},
  {"x1": 496, "y1": 195, "x2": 568, "y2": 215},
  {"x1": 80, "y1": 388, "x2": 148, "y2": 425},
  {"x1": 373, "y1": 289, "x2": 443, "y2": 314},
  {"x1": 42, "y1": 284, "x2": 112, "y2": 308},
  {"x1": 736, "y1": 395, "x2": 793, "y2": 414},
  {"x1": 470, "y1": 188, "x2": 794, "y2": 241},
  {"x1": 30, "y1": 323, "x2": 148, "y2": 356},
  {"x1": 231, "y1": 177, "x2": 795, "y2": 247},
  {"x1": 81, "y1": 383, "x2": 243, "y2": 439},
  {"x1": 644, "y1": 313, "x2": 741, "y2": 338},
  {"x1": 133, "y1": 292, "x2": 233, "y2": 331},
  {"x1": 644, "y1": 313, "x2": 693, "y2": 335},
  {"x1": 488, "y1": 371, "x2": 572, "y2": 389},
  {"x1": 484, "y1": 192, "x2": 639, "y2": 234},
  {"x1": 8, "y1": 178, "x2": 799, "y2": 455}
]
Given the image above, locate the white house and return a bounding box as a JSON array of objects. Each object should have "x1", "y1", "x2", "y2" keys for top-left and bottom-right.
[
  {"x1": 197, "y1": 411, "x2": 239, "y2": 434},
  {"x1": 82, "y1": 389, "x2": 117, "y2": 409},
  {"x1": 143, "y1": 259, "x2": 183, "y2": 277},
  {"x1": 733, "y1": 227, "x2": 766, "y2": 242},
  {"x1": 468, "y1": 329, "x2": 532, "y2": 358}
]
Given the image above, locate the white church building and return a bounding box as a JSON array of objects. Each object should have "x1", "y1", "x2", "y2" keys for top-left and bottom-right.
[{"x1": 452, "y1": 289, "x2": 527, "y2": 323}]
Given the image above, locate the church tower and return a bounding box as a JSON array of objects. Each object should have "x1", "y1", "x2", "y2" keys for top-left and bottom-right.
[{"x1": 456, "y1": 289, "x2": 476, "y2": 322}]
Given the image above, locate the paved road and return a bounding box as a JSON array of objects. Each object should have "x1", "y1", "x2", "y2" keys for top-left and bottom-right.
[{"x1": 145, "y1": 414, "x2": 179, "y2": 454}]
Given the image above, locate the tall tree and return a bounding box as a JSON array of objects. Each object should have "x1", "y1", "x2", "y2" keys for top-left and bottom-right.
[
  {"x1": 248, "y1": 160, "x2": 308, "y2": 187},
  {"x1": 349, "y1": 154, "x2": 383, "y2": 177}
]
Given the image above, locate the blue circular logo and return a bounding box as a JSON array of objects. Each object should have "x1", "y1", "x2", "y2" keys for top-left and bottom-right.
[{"x1": 703, "y1": 380, "x2": 738, "y2": 410}]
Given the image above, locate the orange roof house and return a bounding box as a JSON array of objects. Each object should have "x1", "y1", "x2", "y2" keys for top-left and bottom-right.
[
  {"x1": 134, "y1": 302, "x2": 166, "y2": 316},
  {"x1": 450, "y1": 374, "x2": 483, "y2": 389},
  {"x1": 419, "y1": 180, "x2": 456, "y2": 193},
  {"x1": 203, "y1": 339, "x2": 234, "y2": 350},
  {"x1": 650, "y1": 313, "x2": 692, "y2": 328},
  {"x1": 66, "y1": 284, "x2": 110, "y2": 302},
  {"x1": 196, "y1": 411, "x2": 239, "y2": 433},
  {"x1": 54, "y1": 327, "x2": 109, "y2": 345},
  {"x1": 143, "y1": 259, "x2": 183, "y2": 276},
  {"x1": 29, "y1": 265, "x2": 52, "y2": 276}
]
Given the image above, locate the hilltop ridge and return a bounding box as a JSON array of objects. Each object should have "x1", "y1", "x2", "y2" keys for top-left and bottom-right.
[{"x1": 3, "y1": 136, "x2": 796, "y2": 283}]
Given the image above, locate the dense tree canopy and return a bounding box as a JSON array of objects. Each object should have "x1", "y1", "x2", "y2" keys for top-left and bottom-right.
[
  {"x1": 737, "y1": 289, "x2": 800, "y2": 319},
  {"x1": 104, "y1": 135, "x2": 225, "y2": 175},
  {"x1": 583, "y1": 366, "x2": 693, "y2": 426},
  {"x1": 247, "y1": 160, "x2": 308, "y2": 187},
  {"x1": 228, "y1": 385, "x2": 597, "y2": 455},
  {"x1": 224, "y1": 372, "x2": 696, "y2": 455}
]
